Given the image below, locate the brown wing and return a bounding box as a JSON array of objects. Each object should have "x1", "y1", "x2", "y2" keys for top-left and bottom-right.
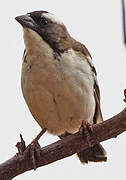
[
  {"x1": 93, "y1": 81, "x2": 103, "y2": 124},
  {"x1": 72, "y1": 38, "x2": 92, "y2": 59},
  {"x1": 72, "y1": 38, "x2": 103, "y2": 124}
]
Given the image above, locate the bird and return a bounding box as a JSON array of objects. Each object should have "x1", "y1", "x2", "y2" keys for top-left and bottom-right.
[{"x1": 15, "y1": 10, "x2": 107, "y2": 163}]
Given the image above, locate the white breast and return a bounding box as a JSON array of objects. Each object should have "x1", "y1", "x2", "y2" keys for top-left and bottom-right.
[{"x1": 22, "y1": 29, "x2": 95, "y2": 135}]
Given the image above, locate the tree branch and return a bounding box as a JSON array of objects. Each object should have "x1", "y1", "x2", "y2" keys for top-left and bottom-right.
[{"x1": 0, "y1": 107, "x2": 126, "y2": 180}]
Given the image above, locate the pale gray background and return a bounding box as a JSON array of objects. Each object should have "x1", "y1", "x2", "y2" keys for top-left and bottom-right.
[{"x1": 0, "y1": 0, "x2": 126, "y2": 179}]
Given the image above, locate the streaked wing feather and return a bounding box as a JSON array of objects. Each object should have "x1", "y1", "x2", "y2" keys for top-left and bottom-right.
[
  {"x1": 71, "y1": 38, "x2": 103, "y2": 124},
  {"x1": 93, "y1": 82, "x2": 103, "y2": 124}
]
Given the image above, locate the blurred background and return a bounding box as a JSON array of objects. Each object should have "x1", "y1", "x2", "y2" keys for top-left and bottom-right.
[{"x1": 0, "y1": 0, "x2": 126, "y2": 179}]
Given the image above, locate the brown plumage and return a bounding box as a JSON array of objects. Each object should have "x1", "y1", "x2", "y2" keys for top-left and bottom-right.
[{"x1": 15, "y1": 10, "x2": 107, "y2": 164}]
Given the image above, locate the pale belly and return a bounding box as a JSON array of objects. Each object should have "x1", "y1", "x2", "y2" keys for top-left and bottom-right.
[{"x1": 21, "y1": 51, "x2": 95, "y2": 135}]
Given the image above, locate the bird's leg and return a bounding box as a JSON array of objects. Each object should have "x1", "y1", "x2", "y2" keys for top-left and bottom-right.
[
  {"x1": 59, "y1": 132, "x2": 72, "y2": 139},
  {"x1": 16, "y1": 129, "x2": 46, "y2": 170},
  {"x1": 27, "y1": 128, "x2": 47, "y2": 170},
  {"x1": 79, "y1": 121, "x2": 94, "y2": 147},
  {"x1": 27, "y1": 128, "x2": 47, "y2": 148}
]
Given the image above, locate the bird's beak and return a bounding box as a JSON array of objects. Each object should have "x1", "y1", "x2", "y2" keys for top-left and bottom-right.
[{"x1": 15, "y1": 14, "x2": 35, "y2": 29}]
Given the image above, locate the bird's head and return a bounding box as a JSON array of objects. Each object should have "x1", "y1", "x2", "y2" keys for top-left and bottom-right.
[{"x1": 15, "y1": 11, "x2": 71, "y2": 54}]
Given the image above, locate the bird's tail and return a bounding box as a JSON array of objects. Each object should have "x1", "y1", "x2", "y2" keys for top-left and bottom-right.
[{"x1": 77, "y1": 143, "x2": 107, "y2": 163}]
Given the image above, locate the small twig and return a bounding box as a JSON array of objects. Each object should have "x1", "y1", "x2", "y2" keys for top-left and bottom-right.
[{"x1": 16, "y1": 134, "x2": 26, "y2": 154}]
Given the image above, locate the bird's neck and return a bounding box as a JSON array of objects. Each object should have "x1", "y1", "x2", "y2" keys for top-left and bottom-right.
[{"x1": 23, "y1": 28, "x2": 53, "y2": 58}]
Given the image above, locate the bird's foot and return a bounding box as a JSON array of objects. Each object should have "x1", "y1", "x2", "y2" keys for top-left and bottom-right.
[
  {"x1": 16, "y1": 128, "x2": 46, "y2": 170},
  {"x1": 27, "y1": 128, "x2": 46, "y2": 170},
  {"x1": 59, "y1": 132, "x2": 72, "y2": 139},
  {"x1": 27, "y1": 140, "x2": 41, "y2": 170},
  {"x1": 79, "y1": 121, "x2": 94, "y2": 147}
]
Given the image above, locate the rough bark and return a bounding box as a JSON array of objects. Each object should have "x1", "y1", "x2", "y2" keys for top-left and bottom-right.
[{"x1": 0, "y1": 108, "x2": 126, "y2": 180}]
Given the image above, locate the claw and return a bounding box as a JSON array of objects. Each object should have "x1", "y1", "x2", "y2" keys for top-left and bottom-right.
[
  {"x1": 27, "y1": 128, "x2": 46, "y2": 170},
  {"x1": 86, "y1": 122, "x2": 93, "y2": 134},
  {"x1": 16, "y1": 129, "x2": 46, "y2": 170},
  {"x1": 29, "y1": 141, "x2": 41, "y2": 170},
  {"x1": 79, "y1": 121, "x2": 94, "y2": 147}
]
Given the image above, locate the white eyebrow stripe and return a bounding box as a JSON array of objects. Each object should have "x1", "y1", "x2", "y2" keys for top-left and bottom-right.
[{"x1": 43, "y1": 13, "x2": 63, "y2": 25}]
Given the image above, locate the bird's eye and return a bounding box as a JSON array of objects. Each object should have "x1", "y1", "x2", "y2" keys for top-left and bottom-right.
[
  {"x1": 39, "y1": 17, "x2": 48, "y2": 26},
  {"x1": 29, "y1": 13, "x2": 48, "y2": 27}
]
